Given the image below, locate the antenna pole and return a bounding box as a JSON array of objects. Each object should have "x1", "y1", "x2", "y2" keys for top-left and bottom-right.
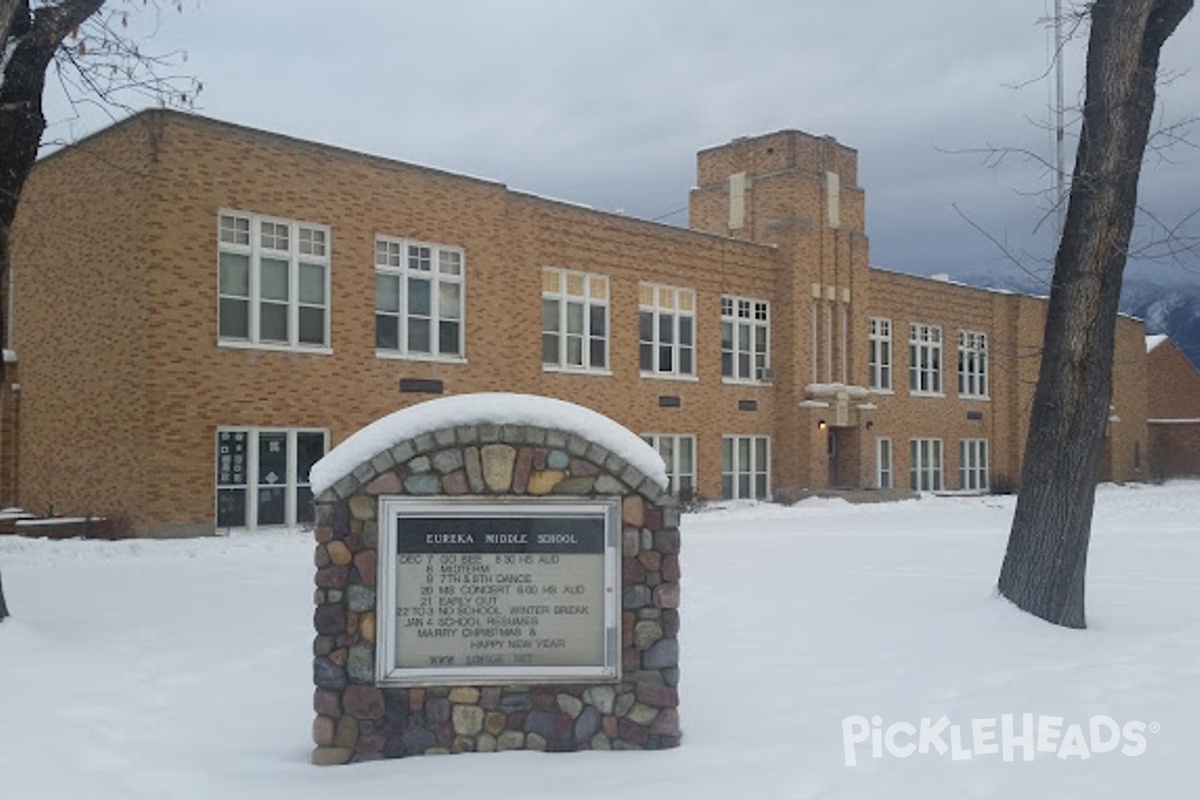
[{"x1": 1055, "y1": 0, "x2": 1067, "y2": 238}]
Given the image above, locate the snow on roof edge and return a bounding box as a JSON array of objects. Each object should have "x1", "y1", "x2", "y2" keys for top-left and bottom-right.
[
  {"x1": 310, "y1": 393, "x2": 668, "y2": 497},
  {"x1": 1146, "y1": 334, "x2": 1169, "y2": 352}
]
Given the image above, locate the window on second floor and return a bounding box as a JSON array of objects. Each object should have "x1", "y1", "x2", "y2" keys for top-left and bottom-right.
[
  {"x1": 543, "y1": 268, "x2": 609, "y2": 372},
  {"x1": 908, "y1": 322, "x2": 943, "y2": 395},
  {"x1": 721, "y1": 296, "x2": 770, "y2": 382},
  {"x1": 218, "y1": 212, "x2": 330, "y2": 350},
  {"x1": 868, "y1": 317, "x2": 892, "y2": 390},
  {"x1": 375, "y1": 237, "x2": 465, "y2": 359},
  {"x1": 640, "y1": 283, "x2": 696, "y2": 378},
  {"x1": 958, "y1": 330, "x2": 989, "y2": 398}
]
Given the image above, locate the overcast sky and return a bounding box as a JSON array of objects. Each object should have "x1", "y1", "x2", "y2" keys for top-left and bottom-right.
[{"x1": 45, "y1": 0, "x2": 1200, "y2": 288}]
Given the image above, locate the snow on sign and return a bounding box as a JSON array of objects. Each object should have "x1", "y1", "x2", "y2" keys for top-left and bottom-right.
[{"x1": 376, "y1": 498, "x2": 620, "y2": 685}]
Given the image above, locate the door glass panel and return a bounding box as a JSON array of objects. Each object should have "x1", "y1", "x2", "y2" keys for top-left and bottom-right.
[
  {"x1": 258, "y1": 488, "x2": 285, "y2": 526},
  {"x1": 296, "y1": 486, "x2": 315, "y2": 524},
  {"x1": 217, "y1": 488, "x2": 247, "y2": 528},
  {"x1": 258, "y1": 433, "x2": 287, "y2": 487},
  {"x1": 296, "y1": 432, "x2": 325, "y2": 483}
]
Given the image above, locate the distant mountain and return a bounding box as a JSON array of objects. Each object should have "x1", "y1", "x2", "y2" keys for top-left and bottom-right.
[
  {"x1": 1123, "y1": 280, "x2": 1200, "y2": 369},
  {"x1": 915, "y1": 269, "x2": 1200, "y2": 370}
]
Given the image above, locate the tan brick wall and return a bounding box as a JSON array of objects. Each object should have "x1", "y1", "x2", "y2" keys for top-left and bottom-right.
[
  {"x1": 9, "y1": 119, "x2": 157, "y2": 524},
  {"x1": 862, "y1": 271, "x2": 1147, "y2": 490},
  {"x1": 7, "y1": 113, "x2": 1154, "y2": 532},
  {"x1": 1147, "y1": 339, "x2": 1200, "y2": 419},
  {"x1": 1149, "y1": 423, "x2": 1200, "y2": 477},
  {"x1": 864, "y1": 272, "x2": 1025, "y2": 490},
  {"x1": 1145, "y1": 338, "x2": 1200, "y2": 478},
  {"x1": 1108, "y1": 316, "x2": 1149, "y2": 482},
  {"x1": 13, "y1": 113, "x2": 794, "y2": 531}
]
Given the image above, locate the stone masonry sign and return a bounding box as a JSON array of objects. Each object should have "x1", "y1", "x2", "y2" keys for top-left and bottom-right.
[{"x1": 308, "y1": 394, "x2": 682, "y2": 763}]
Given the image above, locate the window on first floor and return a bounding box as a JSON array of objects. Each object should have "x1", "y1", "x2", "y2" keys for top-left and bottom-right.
[
  {"x1": 959, "y1": 439, "x2": 989, "y2": 491},
  {"x1": 641, "y1": 434, "x2": 696, "y2": 496},
  {"x1": 876, "y1": 437, "x2": 893, "y2": 488},
  {"x1": 216, "y1": 428, "x2": 327, "y2": 529},
  {"x1": 910, "y1": 438, "x2": 944, "y2": 492},
  {"x1": 218, "y1": 211, "x2": 330, "y2": 350},
  {"x1": 722, "y1": 435, "x2": 770, "y2": 500},
  {"x1": 375, "y1": 236, "x2": 465, "y2": 359}
]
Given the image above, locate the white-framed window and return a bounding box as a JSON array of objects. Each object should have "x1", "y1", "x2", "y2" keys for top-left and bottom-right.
[
  {"x1": 959, "y1": 439, "x2": 989, "y2": 491},
  {"x1": 721, "y1": 296, "x2": 770, "y2": 382},
  {"x1": 721, "y1": 435, "x2": 770, "y2": 499},
  {"x1": 908, "y1": 323, "x2": 943, "y2": 394},
  {"x1": 876, "y1": 437, "x2": 893, "y2": 488},
  {"x1": 958, "y1": 330, "x2": 989, "y2": 398},
  {"x1": 868, "y1": 317, "x2": 892, "y2": 390},
  {"x1": 639, "y1": 284, "x2": 696, "y2": 377},
  {"x1": 216, "y1": 428, "x2": 327, "y2": 529},
  {"x1": 542, "y1": 268, "x2": 609, "y2": 372},
  {"x1": 641, "y1": 434, "x2": 697, "y2": 495},
  {"x1": 909, "y1": 438, "x2": 944, "y2": 491},
  {"x1": 375, "y1": 237, "x2": 465, "y2": 359},
  {"x1": 218, "y1": 211, "x2": 330, "y2": 350}
]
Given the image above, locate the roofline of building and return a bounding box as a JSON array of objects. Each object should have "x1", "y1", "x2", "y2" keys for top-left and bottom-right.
[
  {"x1": 38, "y1": 108, "x2": 778, "y2": 254},
  {"x1": 696, "y1": 129, "x2": 858, "y2": 158},
  {"x1": 867, "y1": 264, "x2": 1145, "y2": 324}
]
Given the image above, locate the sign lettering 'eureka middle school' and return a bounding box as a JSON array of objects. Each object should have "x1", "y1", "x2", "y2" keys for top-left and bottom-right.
[{"x1": 375, "y1": 498, "x2": 620, "y2": 685}]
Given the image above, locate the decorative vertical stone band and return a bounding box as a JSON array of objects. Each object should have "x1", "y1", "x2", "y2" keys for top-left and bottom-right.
[{"x1": 311, "y1": 423, "x2": 681, "y2": 764}]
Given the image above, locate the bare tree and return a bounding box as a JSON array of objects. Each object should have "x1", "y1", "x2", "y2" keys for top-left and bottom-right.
[
  {"x1": 0, "y1": 0, "x2": 195, "y2": 622},
  {"x1": 998, "y1": 0, "x2": 1193, "y2": 628}
]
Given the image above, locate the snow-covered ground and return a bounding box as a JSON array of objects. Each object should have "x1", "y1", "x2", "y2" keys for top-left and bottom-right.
[{"x1": 2, "y1": 482, "x2": 1198, "y2": 799}]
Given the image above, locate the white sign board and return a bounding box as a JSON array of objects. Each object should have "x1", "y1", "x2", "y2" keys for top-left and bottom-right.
[{"x1": 376, "y1": 498, "x2": 620, "y2": 685}]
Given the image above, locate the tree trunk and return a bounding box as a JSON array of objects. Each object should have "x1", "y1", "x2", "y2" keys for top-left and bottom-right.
[
  {"x1": 998, "y1": 0, "x2": 1192, "y2": 628},
  {"x1": 0, "y1": 0, "x2": 110, "y2": 624},
  {"x1": 0, "y1": 565, "x2": 8, "y2": 621}
]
